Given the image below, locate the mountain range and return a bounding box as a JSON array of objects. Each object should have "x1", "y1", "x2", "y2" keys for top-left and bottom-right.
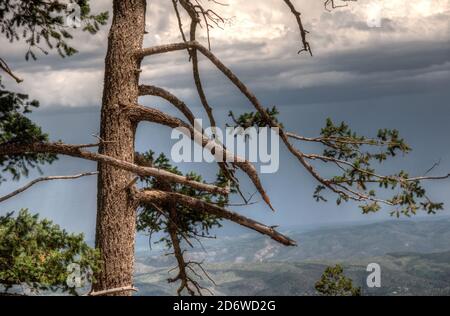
[{"x1": 133, "y1": 216, "x2": 450, "y2": 296}]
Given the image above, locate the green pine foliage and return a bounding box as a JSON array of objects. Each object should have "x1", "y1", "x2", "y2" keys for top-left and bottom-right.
[
  {"x1": 0, "y1": 0, "x2": 109, "y2": 59},
  {"x1": 0, "y1": 78, "x2": 57, "y2": 183},
  {"x1": 315, "y1": 264, "x2": 361, "y2": 296},
  {"x1": 0, "y1": 209, "x2": 100, "y2": 295},
  {"x1": 228, "y1": 106, "x2": 284, "y2": 130},
  {"x1": 229, "y1": 109, "x2": 444, "y2": 218},
  {"x1": 317, "y1": 118, "x2": 443, "y2": 217},
  {"x1": 136, "y1": 151, "x2": 236, "y2": 249}
]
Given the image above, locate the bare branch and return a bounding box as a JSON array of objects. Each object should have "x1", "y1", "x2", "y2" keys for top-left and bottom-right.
[
  {"x1": 139, "y1": 41, "x2": 361, "y2": 200},
  {"x1": 166, "y1": 201, "x2": 200, "y2": 295},
  {"x1": 86, "y1": 286, "x2": 138, "y2": 296},
  {"x1": 138, "y1": 84, "x2": 243, "y2": 201},
  {"x1": 138, "y1": 42, "x2": 189, "y2": 58},
  {"x1": 408, "y1": 174, "x2": 450, "y2": 182},
  {"x1": 0, "y1": 172, "x2": 98, "y2": 203},
  {"x1": 138, "y1": 84, "x2": 196, "y2": 125},
  {"x1": 282, "y1": 0, "x2": 313, "y2": 55},
  {"x1": 138, "y1": 84, "x2": 239, "y2": 195},
  {"x1": 0, "y1": 142, "x2": 228, "y2": 195},
  {"x1": 172, "y1": 0, "x2": 188, "y2": 43},
  {"x1": 179, "y1": 0, "x2": 218, "y2": 131},
  {"x1": 127, "y1": 103, "x2": 274, "y2": 210},
  {"x1": 424, "y1": 159, "x2": 442, "y2": 176},
  {"x1": 324, "y1": 0, "x2": 357, "y2": 12},
  {"x1": 286, "y1": 132, "x2": 404, "y2": 147},
  {"x1": 174, "y1": 1, "x2": 240, "y2": 198},
  {"x1": 0, "y1": 58, "x2": 23, "y2": 83},
  {"x1": 134, "y1": 189, "x2": 296, "y2": 246}
]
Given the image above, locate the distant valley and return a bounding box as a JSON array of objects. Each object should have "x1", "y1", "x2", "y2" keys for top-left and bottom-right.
[{"x1": 133, "y1": 217, "x2": 450, "y2": 296}]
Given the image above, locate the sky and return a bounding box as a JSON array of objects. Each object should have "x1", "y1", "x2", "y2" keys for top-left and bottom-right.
[{"x1": 0, "y1": 0, "x2": 450, "y2": 239}]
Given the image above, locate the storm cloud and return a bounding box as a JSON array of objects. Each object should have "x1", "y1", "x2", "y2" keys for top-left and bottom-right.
[{"x1": 0, "y1": 0, "x2": 449, "y2": 236}]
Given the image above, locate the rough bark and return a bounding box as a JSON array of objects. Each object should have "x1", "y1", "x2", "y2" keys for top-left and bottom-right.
[{"x1": 94, "y1": 0, "x2": 147, "y2": 294}]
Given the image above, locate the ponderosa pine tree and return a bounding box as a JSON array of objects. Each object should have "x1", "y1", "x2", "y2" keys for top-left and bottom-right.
[{"x1": 1, "y1": 0, "x2": 449, "y2": 296}]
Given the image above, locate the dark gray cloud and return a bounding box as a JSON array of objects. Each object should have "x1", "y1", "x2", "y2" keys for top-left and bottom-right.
[
  {"x1": 134, "y1": 39, "x2": 450, "y2": 110},
  {"x1": 1, "y1": 0, "x2": 449, "y2": 235},
  {"x1": 1, "y1": 0, "x2": 448, "y2": 108}
]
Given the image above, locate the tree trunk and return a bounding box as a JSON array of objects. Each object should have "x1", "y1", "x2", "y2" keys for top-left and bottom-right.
[{"x1": 94, "y1": 0, "x2": 146, "y2": 294}]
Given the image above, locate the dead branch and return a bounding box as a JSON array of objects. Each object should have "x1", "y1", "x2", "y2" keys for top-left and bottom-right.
[
  {"x1": 127, "y1": 103, "x2": 273, "y2": 210},
  {"x1": 139, "y1": 44, "x2": 353, "y2": 205},
  {"x1": 134, "y1": 189, "x2": 297, "y2": 246},
  {"x1": 139, "y1": 84, "x2": 196, "y2": 125},
  {"x1": 166, "y1": 203, "x2": 203, "y2": 296},
  {"x1": 0, "y1": 142, "x2": 228, "y2": 195},
  {"x1": 0, "y1": 58, "x2": 23, "y2": 83},
  {"x1": 175, "y1": 1, "x2": 239, "y2": 198},
  {"x1": 138, "y1": 84, "x2": 240, "y2": 197},
  {"x1": 282, "y1": 0, "x2": 312, "y2": 55},
  {"x1": 324, "y1": 0, "x2": 357, "y2": 12},
  {"x1": 172, "y1": 0, "x2": 188, "y2": 43},
  {"x1": 138, "y1": 40, "x2": 372, "y2": 201},
  {"x1": 86, "y1": 286, "x2": 138, "y2": 296},
  {"x1": 0, "y1": 172, "x2": 98, "y2": 203},
  {"x1": 179, "y1": 0, "x2": 217, "y2": 131}
]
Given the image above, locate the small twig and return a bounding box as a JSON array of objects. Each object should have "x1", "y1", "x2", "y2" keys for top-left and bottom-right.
[
  {"x1": 424, "y1": 159, "x2": 441, "y2": 176},
  {"x1": 324, "y1": 0, "x2": 357, "y2": 12}
]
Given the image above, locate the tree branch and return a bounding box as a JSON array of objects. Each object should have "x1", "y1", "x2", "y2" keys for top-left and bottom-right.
[
  {"x1": 282, "y1": 0, "x2": 313, "y2": 55},
  {"x1": 166, "y1": 200, "x2": 200, "y2": 295},
  {"x1": 179, "y1": 1, "x2": 240, "y2": 197},
  {"x1": 138, "y1": 41, "x2": 359, "y2": 200},
  {"x1": 134, "y1": 189, "x2": 296, "y2": 246},
  {"x1": 86, "y1": 286, "x2": 138, "y2": 296},
  {"x1": 138, "y1": 84, "x2": 243, "y2": 202},
  {"x1": 0, "y1": 58, "x2": 23, "y2": 83},
  {"x1": 127, "y1": 103, "x2": 274, "y2": 210},
  {"x1": 324, "y1": 0, "x2": 357, "y2": 11},
  {"x1": 138, "y1": 42, "x2": 189, "y2": 58},
  {"x1": 138, "y1": 84, "x2": 196, "y2": 125},
  {"x1": 0, "y1": 172, "x2": 98, "y2": 203},
  {"x1": 172, "y1": 0, "x2": 188, "y2": 43},
  {"x1": 179, "y1": 0, "x2": 218, "y2": 132},
  {"x1": 139, "y1": 34, "x2": 444, "y2": 212},
  {"x1": 0, "y1": 142, "x2": 228, "y2": 195}
]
